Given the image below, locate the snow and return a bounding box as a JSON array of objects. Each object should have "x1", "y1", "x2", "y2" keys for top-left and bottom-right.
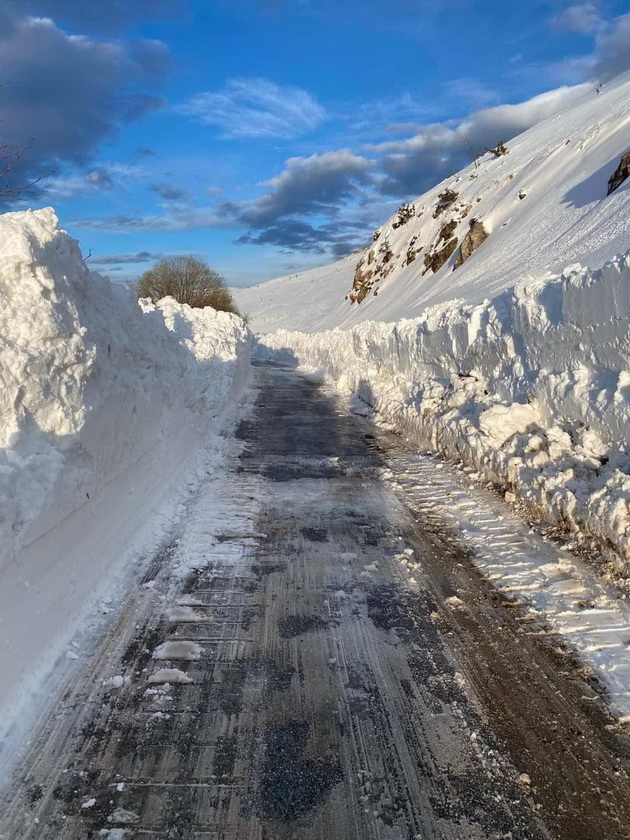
[
  {"x1": 168, "y1": 605, "x2": 210, "y2": 623},
  {"x1": 148, "y1": 668, "x2": 193, "y2": 685},
  {"x1": 152, "y1": 641, "x2": 202, "y2": 661},
  {"x1": 0, "y1": 208, "x2": 250, "y2": 753}
]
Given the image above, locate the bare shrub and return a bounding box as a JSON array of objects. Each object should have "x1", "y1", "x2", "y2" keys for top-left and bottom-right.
[
  {"x1": 136, "y1": 256, "x2": 240, "y2": 314},
  {"x1": 0, "y1": 141, "x2": 48, "y2": 198}
]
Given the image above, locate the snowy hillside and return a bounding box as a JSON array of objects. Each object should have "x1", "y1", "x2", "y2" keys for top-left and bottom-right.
[
  {"x1": 236, "y1": 72, "x2": 630, "y2": 333},
  {"x1": 0, "y1": 209, "x2": 251, "y2": 746}
]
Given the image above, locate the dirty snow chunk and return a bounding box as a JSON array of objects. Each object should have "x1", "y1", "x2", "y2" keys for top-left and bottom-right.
[
  {"x1": 99, "y1": 831, "x2": 127, "y2": 840},
  {"x1": 108, "y1": 807, "x2": 139, "y2": 824},
  {"x1": 446, "y1": 596, "x2": 464, "y2": 608},
  {"x1": 103, "y1": 675, "x2": 124, "y2": 690},
  {"x1": 168, "y1": 605, "x2": 208, "y2": 623},
  {"x1": 148, "y1": 668, "x2": 193, "y2": 685},
  {"x1": 152, "y1": 641, "x2": 202, "y2": 661},
  {"x1": 82, "y1": 798, "x2": 97, "y2": 809}
]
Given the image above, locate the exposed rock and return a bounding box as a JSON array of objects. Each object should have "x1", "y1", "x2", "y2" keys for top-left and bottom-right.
[
  {"x1": 379, "y1": 241, "x2": 394, "y2": 263},
  {"x1": 437, "y1": 220, "x2": 457, "y2": 244},
  {"x1": 424, "y1": 238, "x2": 458, "y2": 273},
  {"x1": 454, "y1": 219, "x2": 488, "y2": 269},
  {"x1": 433, "y1": 189, "x2": 459, "y2": 219},
  {"x1": 404, "y1": 235, "x2": 422, "y2": 266},
  {"x1": 487, "y1": 141, "x2": 509, "y2": 158},
  {"x1": 607, "y1": 150, "x2": 630, "y2": 196}
]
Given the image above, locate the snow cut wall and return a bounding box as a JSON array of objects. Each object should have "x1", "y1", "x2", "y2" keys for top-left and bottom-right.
[{"x1": 0, "y1": 208, "x2": 250, "y2": 739}]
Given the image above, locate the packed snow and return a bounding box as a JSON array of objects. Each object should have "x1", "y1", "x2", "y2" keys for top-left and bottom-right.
[{"x1": 0, "y1": 208, "x2": 250, "y2": 749}]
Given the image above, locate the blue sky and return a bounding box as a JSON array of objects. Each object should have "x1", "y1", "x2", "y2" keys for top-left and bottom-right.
[{"x1": 1, "y1": 0, "x2": 629, "y2": 285}]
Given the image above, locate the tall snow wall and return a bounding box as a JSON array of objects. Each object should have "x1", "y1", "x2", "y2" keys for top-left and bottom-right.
[
  {"x1": 0, "y1": 208, "x2": 251, "y2": 737},
  {"x1": 258, "y1": 251, "x2": 630, "y2": 562}
]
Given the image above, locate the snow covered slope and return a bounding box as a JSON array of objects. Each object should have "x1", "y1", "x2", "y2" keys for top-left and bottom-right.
[
  {"x1": 0, "y1": 208, "x2": 251, "y2": 744},
  {"x1": 236, "y1": 72, "x2": 630, "y2": 333}
]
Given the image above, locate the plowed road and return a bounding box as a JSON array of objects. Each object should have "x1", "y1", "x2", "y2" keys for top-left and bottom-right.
[{"x1": 3, "y1": 363, "x2": 630, "y2": 839}]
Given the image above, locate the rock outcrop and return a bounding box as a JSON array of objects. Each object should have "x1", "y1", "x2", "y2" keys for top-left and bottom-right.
[
  {"x1": 607, "y1": 151, "x2": 630, "y2": 196},
  {"x1": 423, "y1": 237, "x2": 458, "y2": 273},
  {"x1": 454, "y1": 219, "x2": 489, "y2": 269}
]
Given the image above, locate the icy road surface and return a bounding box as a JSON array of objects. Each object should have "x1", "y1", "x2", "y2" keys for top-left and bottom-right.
[{"x1": 3, "y1": 363, "x2": 630, "y2": 839}]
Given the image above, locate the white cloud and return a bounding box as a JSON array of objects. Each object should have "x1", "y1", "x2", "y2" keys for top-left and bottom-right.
[
  {"x1": 593, "y1": 13, "x2": 630, "y2": 80},
  {"x1": 369, "y1": 84, "x2": 588, "y2": 196},
  {"x1": 552, "y1": 3, "x2": 605, "y2": 34},
  {"x1": 178, "y1": 77, "x2": 325, "y2": 139}
]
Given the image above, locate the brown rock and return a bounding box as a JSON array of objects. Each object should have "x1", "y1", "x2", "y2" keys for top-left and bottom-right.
[
  {"x1": 607, "y1": 150, "x2": 630, "y2": 196},
  {"x1": 438, "y1": 220, "x2": 457, "y2": 244},
  {"x1": 454, "y1": 219, "x2": 488, "y2": 269},
  {"x1": 433, "y1": 188, "x2": 459, "y2": 219},
  {"x1": 425, "y1": 238, "x2": 458, "y2": 273}
]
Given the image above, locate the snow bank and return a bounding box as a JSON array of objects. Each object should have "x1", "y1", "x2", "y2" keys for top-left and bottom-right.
[
  {"x1": 258, "y1": 249, "x2": 630, "y2": 563},
  {"x1": 0, "y1": 208, "x2": 250, "y2": 739}
]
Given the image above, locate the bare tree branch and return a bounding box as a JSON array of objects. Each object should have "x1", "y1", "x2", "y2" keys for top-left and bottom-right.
[{"x1": 0, "y1": 139, "x2": 52, "y2": 198}]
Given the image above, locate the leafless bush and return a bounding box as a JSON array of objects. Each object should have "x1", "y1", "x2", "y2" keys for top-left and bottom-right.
[
  {"x1": 0, "y1": 141, "x2": 47, "y2": 198},
  {"x1": 136, "y1": 256, "x2": 240, "y2": 314}
]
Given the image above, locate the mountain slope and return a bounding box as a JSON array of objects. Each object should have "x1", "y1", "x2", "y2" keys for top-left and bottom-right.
[{"x1": 236, "y1": 73, "x2": 630, "y2": 333}]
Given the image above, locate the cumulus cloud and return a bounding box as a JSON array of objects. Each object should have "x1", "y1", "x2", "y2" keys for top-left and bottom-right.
[
  {"x1": 220, "y1": 150, "x2": 373, "y2": 252},
  {"x1": 0, "y1": 14, "x2": 168, "y2": 196},
  {"x1": 226, "y1": 150, "x2": 373, "y2": 226},
  {"x1": 178, "y1": 78, "x2": 325, "y2": 139},
  {"x1": 371, "y1": 84, "x2": 588, "y2": 196},
  {"x1": 551, "y1": 3, "x2": 605, "y2": 34}
]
